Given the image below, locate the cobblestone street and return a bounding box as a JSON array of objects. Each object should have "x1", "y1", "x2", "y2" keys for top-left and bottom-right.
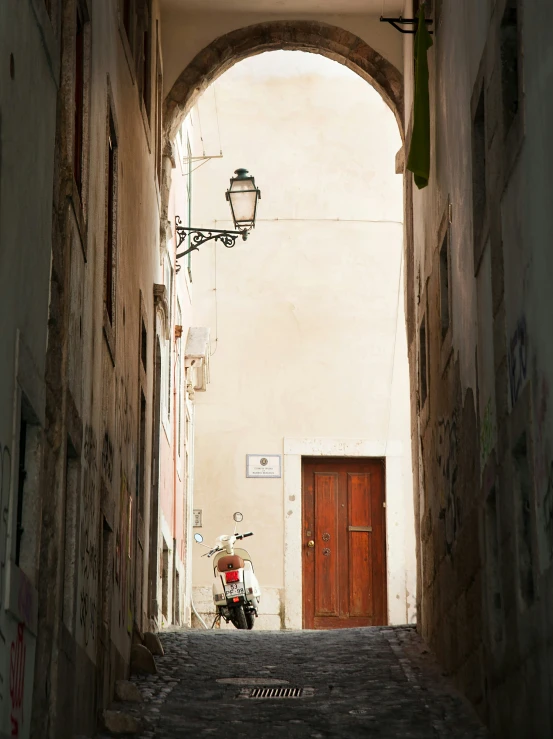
[{"x1": 114, "y1": 626, "x2": 488, "y2": 739}]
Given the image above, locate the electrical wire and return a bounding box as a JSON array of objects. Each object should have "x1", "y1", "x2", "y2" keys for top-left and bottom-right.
[
  {"x1": 214, "y1": 217, "x2": 403, "y2": 225},
  {"x1": 196, "y1": 104, "x2": 206, "y2": 157},
  {"x1": 213, "y1": 83, "x2": 223, "y2": 156}
]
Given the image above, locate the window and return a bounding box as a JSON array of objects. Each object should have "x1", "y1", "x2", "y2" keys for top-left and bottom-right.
[
  {"x1": 140, "y1": 0, "x2": 152, "y2": 121},
  {"x1": 62, "y1": 439, "x2": 79, "y2": 631},
  {"x1": 164, "y1": 256, "x2": 174, "y2": 419},
  {"x1": 155, "y1": 30, "x2": 163, "y2": 187},
  {"x1": 138, "y1": 391, "x2": 146, "y2": 516},
  {"x1": 176, "y1": 301, "x2": 182, "y2": 456},
  {"x1": 177, "y1": 348, "x2": 182, "y2": 454},
  {"x1": 500, "y1": 0, "x2": 520, "y2": 136},
  {"x1": 419, "y1": 317, "x2": 428, "y2": 408},
  {"x1": 15, "y1": 418, "x2": 27, "y2": 567},
  {"x1": 174, "y1": 570, "x2": 180, "y2": 624},
  {"x1": 104, "y1": 107, "x2": 118, "y2": 327},
  {"x1": 512, "y1": 433, "x2": 535, "y2": 607},
  {"x1": 161, "y1": 544, "x2": 169, "y2": 619},
  {"x1": 184, "y1": 406, "x2": 194, "y2": 532},
  {"x1": 14, "y1": 396, "x2": 41, "y2": 581},
  {"x1": 100, "y1": 520, "x2": 114, "y2": 630},
  {"x1": 485, "y1": 489, "x2": 504, "y2": 647},
  {"x1": 471, "y1": 87, "x2": 486, "y2": 262},
  {"x1": 439, "y1": 228, "x2": 450, "y2": 339},
  {"x1": 74, "y1": 3, "x2": 86, "y2": 198},
  {"x1": 141, "y1": 317, "x2": 147, "y2": 371},
  {"x1": 122, "y1": 0, "x2": 133, "y2": 43}
]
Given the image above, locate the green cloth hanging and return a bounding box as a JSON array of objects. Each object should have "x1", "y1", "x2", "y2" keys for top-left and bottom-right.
[{"x1": 406, "y1": 4, "x2": 433, "y2": 189}]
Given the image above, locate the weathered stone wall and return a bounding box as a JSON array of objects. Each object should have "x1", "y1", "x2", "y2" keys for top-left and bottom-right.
[
  {"x1": 0, "y1": 1, "x2": 59, "y2": 736},
  {"x1": 404, "y1": 0, "x2": 553, "y2": 735},
  {"x1": 26, "y1": 0, "x2": 179, "y2": 735}
]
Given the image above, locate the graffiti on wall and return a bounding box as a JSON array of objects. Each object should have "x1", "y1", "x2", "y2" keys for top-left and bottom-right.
[
  {"x1": 78, "y1": 425, "x2": 99, "y2": 650},
  {"x1": 436, "y1": 412, "x2": 460, "y2": 554},
  {"x1": 0, "y1": 443, "x2": 11, "y2": 709},
  {"x1": 115, "y1": 474, "x2": 130, "y2": 630},
  {"x1": 480, "y1": 398, "x2": 496, "y2": 473},
  {"x1": 508, "y1": 316, "x2": 528, "y2": 409},
  {"x1": 0, "y1": 444, "x2": 11, "y2": 609},
  {"x1": 530, "y1": 375, "x2": 553, "y2": 570},
  {"x1": 101, "y1": 431, "x2": 114, "y2": 485},
  {"x1": 115, "y1": 374, "x2": 136, "y2": 466},
  {"x1": 543, "y1": 462, "x2": 553, "y2": 554},
  {"x1": 9, "y1": 623, "x2": 25, "y2": 736},
  {"x1": 113, "y1": 372, "x2": 137, "y2": 636}
]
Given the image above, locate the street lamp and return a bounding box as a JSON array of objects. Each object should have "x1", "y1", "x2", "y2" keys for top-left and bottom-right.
[{"x1": 175, "y1": 168, "x2": 261, "y2": 261}]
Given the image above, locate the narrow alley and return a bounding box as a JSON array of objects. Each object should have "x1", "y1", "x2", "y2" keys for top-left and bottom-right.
[
  {"x1": 3, "y1": 1, "x2": 553, "y2": 737},
  {"x1": 106, "y1": 627, "x2": 488, "y2": 739}
]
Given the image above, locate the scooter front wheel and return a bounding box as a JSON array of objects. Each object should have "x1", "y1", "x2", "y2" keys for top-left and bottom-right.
[{"x1": 230, "y1": 605, "x2": 248, "y2": 630}]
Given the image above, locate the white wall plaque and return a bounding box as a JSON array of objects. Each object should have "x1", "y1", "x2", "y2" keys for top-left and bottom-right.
[
  {"x1": 246, "y1": 454, "x2": 282, "y2": 478},
  {"x1": 193, "y1": 509, "x2": 202, "y2": 527}
]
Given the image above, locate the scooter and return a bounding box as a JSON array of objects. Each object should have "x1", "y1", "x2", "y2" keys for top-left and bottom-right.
[{"x1": 194, "y1": 512, "x2": 261, "y2": 630}]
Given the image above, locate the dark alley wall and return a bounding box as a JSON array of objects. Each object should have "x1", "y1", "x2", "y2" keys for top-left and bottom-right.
[
  {"x1": 405, "y1": 1, "x2": 553, "y2": 736},
  {"x1": 19, "y1": 0, "x2": 167, "y2": 736}
]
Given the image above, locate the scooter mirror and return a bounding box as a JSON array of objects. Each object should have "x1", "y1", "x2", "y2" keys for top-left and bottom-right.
[
  {"x1": 194, "y1": 533, "x2": 204, "y2": 543},
  {"x1": 233, "y1": 512, "x2": 243, "y2": 523}
]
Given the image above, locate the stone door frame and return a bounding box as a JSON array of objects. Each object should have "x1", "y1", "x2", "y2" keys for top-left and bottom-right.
[{"x1": 283, "y1": 437, "x2": 407, "y2": 629}]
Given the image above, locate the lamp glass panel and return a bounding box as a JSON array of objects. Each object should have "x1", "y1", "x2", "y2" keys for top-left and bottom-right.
[
  {"x1": 228, "y1": 189, "x2": 257, "y2": 224},
  {"x1": 229, "y1": 176, "x2": 254, "y2": 192}
]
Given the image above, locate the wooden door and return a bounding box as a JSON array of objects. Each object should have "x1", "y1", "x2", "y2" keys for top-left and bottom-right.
[{"x1": 302, "y1": 457, "x2": 387, "y2": 629}]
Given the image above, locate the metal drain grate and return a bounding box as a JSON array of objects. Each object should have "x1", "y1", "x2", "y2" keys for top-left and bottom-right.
[{"x1": 238, "y1": 686, "x2": 314, "y2": 699}]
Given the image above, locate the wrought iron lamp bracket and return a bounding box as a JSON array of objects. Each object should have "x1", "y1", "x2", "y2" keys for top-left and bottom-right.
[
  {"x1": 379, "y1": 16, "x2": 433, "y2": 34},
  {"x1": 175, "y1": 216, "x2": 248, "y2": 260}
]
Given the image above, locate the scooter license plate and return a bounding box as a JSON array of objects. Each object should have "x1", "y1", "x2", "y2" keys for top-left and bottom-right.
[{"x1": 224, "y1": 583, "x2": 245, "y2": 598}]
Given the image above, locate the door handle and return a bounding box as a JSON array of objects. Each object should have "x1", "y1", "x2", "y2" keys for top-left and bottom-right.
[{"x1": 307, "y1": 540, "x2": 315, "y2": 548}]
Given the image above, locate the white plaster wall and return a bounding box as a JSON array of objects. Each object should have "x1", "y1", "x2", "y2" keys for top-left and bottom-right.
[{"x1": 187, "y1": 51, "x2": 414, "y2": 628}]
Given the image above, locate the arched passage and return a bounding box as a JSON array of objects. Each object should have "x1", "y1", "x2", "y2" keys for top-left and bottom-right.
[
  {"x1": 170, "y1": 49, "x2": 413, "y2": 629},
  {"x1": 163, "y1": 20, "x2": 404, "y2": 143}
]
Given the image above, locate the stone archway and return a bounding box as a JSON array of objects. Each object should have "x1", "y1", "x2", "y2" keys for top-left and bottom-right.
[
  {"x1": 163, "y1": 20, "x2": 404, "y2": 143},
  {"x1": 161, "y1": 18, "x2": 413, "y2": 636}
]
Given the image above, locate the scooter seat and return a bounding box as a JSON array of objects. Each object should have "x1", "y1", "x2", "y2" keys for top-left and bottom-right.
[{"x1": 217, "y1": 555, "x2": 244, "y2": 572}]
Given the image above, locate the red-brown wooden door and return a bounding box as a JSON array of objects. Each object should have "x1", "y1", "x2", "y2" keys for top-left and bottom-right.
[{"x1": 302, "y1": 457, "x2": 387, "y2": 629}]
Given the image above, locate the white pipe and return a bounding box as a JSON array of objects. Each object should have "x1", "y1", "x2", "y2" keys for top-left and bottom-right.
[{"x1": 191, "y1": 597, "x2": 209, "y2": 629}]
